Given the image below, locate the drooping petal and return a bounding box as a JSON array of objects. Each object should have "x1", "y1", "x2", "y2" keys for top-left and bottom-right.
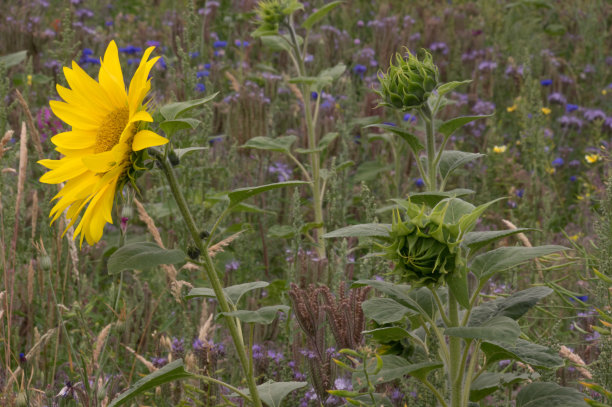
[{"x1": 132, "y1": 130, "x2": 168, "y2": 151}]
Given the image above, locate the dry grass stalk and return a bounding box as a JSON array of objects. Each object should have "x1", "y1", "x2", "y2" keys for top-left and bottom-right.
[
  {"x1": 14, "y1": 89, "x2": 43, "y2": 159},
  {"x1": 10, "y1": 122, "x2": 28, "y2": 268},
  {"x1": 0, "y1": 130, "x2": 14, "y2": 161},
  {"x1": 170, "y1": 280, "x2": 194, "y2": 302},
  {"x1": 198, "y1": 304, "x2": 214, "y2": 342},
  {"x1": 287, "y1": 81, "x2": 304, "y2": 104},
  {"x1": 93, "y1": 324, "x2": 113, "y2": 367},
  {"x1": 31, "y1": 190, "x2": 38, "y2": 239},
  {"x1": 208, "y1": 230, "x2": 244, "y2": 258},
  {"x1": 502, "y1": 219, "x2": 544, "y2": 280},
  {"x1": 4, "y1": 327, "x2": 57, "y2": 390},
  {"x1": 122, "y1": 344, "x2": 157, "y2": 372},
  {"x1": 62, "y1": 213, "x2": 80, "y2": 281},
  {"x1": 27, "y1": 261, "x2": 35, "y2": 305},
  {"x1": 559, "y1": 345, "x2": 592, "y2": 379},
  {"x1": 225, "y1": 71, "x2": 241, "y2": 92},
  {"x1": 134, "y1": 198, "x2": 178, "y2": 281}
]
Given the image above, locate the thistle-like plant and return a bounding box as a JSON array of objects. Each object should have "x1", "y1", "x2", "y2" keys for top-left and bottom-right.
[{"x1": 325, "y1": 50, "x2": 589, "y2": 407}]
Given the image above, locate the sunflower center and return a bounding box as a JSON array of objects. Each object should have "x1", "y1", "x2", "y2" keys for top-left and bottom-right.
[{"x1": 95, "y1": 107, "x2": 129, "y2": 153}]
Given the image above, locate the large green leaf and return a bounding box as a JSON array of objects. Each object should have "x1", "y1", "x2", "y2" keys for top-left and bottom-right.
[
  {"x1": 259, "y1": 35, "x2": 295, "y2": 52},
  {"x1": 108, "y1": 359, "x2": 193, "y2": 407},
  {"x1": 469, "y1": 286, "x2": 553, "y2": 327},
  {"x1": 439, "y1": 150, "x2": 484, "y2": 180},
  {"x1": 351, "y1": 280, "x2": 424, "y2": 314},
  {"x1": 107, "y1": 242, "x2": 185, "y2": 274},
  {"x1": 438, "y1": 115, "x2": 492, "y2": 138},
  {"x1": 353, "y1": 355, "x2": 442, "y2": 388},
  {"x1": 159, "y1": 93, "x2": 218, "y2": 120},
  {"x1": 462, "y1": 228, "x2": 537, "y2": 253},
  {"x1": 470, "y1": 371, "x2": 533, "y2": 402},
  {"x1": 362, "y1": 298, "x2": 416, "y2": 324},
  {"x1": 481, "y1": 339, "x2": 563, "y2": 369},
  {"x1": 221, "y1": 305, "x2": 290, "y2": 324},
  {"x1": 407, "y1": 189, "x2": 475, "y2": 207},
  {"x1": 447, "y1": 265, "x2": 470, "y2": 308},
  {"x1": 241, "y1": 135, "x2": 297, "y2": 153},
  {"x1": 365, "y1": 123, "x2": 424, "y2": 154},
  {"x1": 470, "y1": 245, "x2": 568, "y2": 280},
  {"x1": 355, "y1": 160, "x2": 393, "y2": 182},
  {"x1": 323, "y1": 223, "x2": 391, "y2": 239},
  {"x1": 186, "y1": 281, "x2": 269, "y2": 305},
  {"x1": 233, "y1": 380, "x2": 307, "y2": 407},
  {"x1": 174, "y1": 146, "x2": 208, "y2": 159},
  {"x1": 317, "y1": 63, "x2": 346, "y2": 85},
  {"x1": 0, "y1": 50, "x2": 27, "y2": 68},
  {"x1": 516, "y1": 382, "x2": 589, "y2": 407},
  {"x1": 228, "y1": 181, "x2": 308, "y2": 208},
  {"x1": 302, "y1": 1, "x2": 343, "y2": 29},
  {"x1": 159, "y1": 118, "x2": 200, "y2": 134},
  {"x1": 445, "y1": 316, "x2": 520, "y2": 343}
]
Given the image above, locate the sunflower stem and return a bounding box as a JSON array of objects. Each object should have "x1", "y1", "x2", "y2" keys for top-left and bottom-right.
[{"x1": 153, "y1": 150, "x2": 263, "y2": 407}]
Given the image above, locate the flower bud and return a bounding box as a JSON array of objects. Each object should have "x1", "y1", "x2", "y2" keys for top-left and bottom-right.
[
  {"x1": 253, "y1": 0, "x2": 304, "y2": 36},
  {"x1": 377, "y1": 49, "x2": 439, "y2": 111},
  {"x1": 15, "y1": 392, "x2": 27, "y2": 407},
  {"x1": 39, "y1": 254, "x2": 52, "y2": 271},
  {"x1": 383, "y1": 203, "x2": 461, "y2": 286}
]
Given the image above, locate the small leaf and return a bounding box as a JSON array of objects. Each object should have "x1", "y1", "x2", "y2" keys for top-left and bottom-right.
[
  {"x1": 481, "y1": 339, "x2": 563, "y2": 369},
  {"x1": 436, "y1": 80, "x2": 472, "y2": 96},
  {"x1": 302, "y1": 1, "x2": 343, "y2": 29},
  {"x1": 516, "y1": 382, "x2": 589, "y2": 407},
  {"x1": 241, "y1": 135, "x2": 297, "y2": 153},
  {"x1": 108, "y1": 359, "x2": 193, "y2": 407},
  {"x1": 447, "y1": 266, "x2": 470, "y2": 308},
  {"x1": 323, "y1": 223, "x2": 391, "y2": 239},
  {"x1": 228, "y1": 181, "x2": 308, "y2": 208},
  {"x1": 439, "y1": 150, "x2": 484, "y2": 180},
  {"x1": 259, "y1": 35, "x2": 294, "y2": 51},
  {"x1": 355, "y1": 161, "x2": 393, "y2": 182},
  {"x1": 318, "y1": 132, "x2": 339, "y2": 150},
  {"x1": 174, "y1": 146, "x2": 208, "y2": 159},
  {"x1": 353, "y1": 356, "x2": 442, "y2": 387},
  {"x1": 268, "y1": 225, "x2": 295, "y2": 239},
  {"x1": 0, "y1": 50, "x2": 27, "y2": 68},
  {"x1": 186, "y1": 281, "x2": 269, "y2": 305},
  {"x1": 462, "y1": 229, "x2": 537, "y2": 253},
  {"x1": 159, "y1": 93, "x2": 218, "y2": 120},
  {"x1": 232, "y1": 380, "x2": 307, "y2": 407},
  {"x1": 362, "y1": 298, "x2": 416, "y2": 324},
  {"x1": 457, "y1": 197, "x2": 505, "y2": 235},
  {"x1": 159, "y1": 118, "x2": 200, "y2": 134},
  {"x1": 318, "y1": 63, "x2": 346, "y2": 84},
  {"x1": 438, "y1": 115, "x2": 492, "y2": 138},
  {"x1": 107, "y1": 242, "x2": 185, "y2": 274},
  {"x1": 289, "y1": 76, "x2": 321, "y2": 86},
  {"x1": 471, "y1": 245, "x2": 568, "y2": 280},
  {"x1": 221, "y1": 305, "x2": 290, "y2": 324},
  {"x1": 365, "y1": 123, "x2": 424, "y2": 154},
  {"x1": 445, "y1": 316, "x2": 521, "y2": 343}
]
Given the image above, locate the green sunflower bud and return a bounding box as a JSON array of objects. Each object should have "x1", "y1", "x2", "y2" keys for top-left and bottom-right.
[
  {"x1": 39, "y1": 254, "x2": 52, "y2": 271},
  {"x1": 383, "y1": 201, "x2": 462, "y2": 287},
  {"x1": 377, "y1": 49, "x2": 439, "y2": 111},
  {"x1": 253, "y1": 0, "x2": 304, "y2": 36}
]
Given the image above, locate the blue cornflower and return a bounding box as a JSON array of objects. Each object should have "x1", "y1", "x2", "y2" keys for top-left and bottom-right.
[
  {"x1": 19, "y1": 353, "x2": 26, "y2": 363},
  {"x1": 105, "y1": 20, "x2": 113, "y2": 26},
  {"x1": 566, "y1": 104, "x2": 579, "y2": 112},
  {"x1": 353, "y1": 64, "x2": 366, "y2": 77},
  {"x1": 82, "y1": 48, "x2": 93, "y2": 56},
  {"x1": 569, "y1": 295, "x2": 588, "y2": 302},
  {"x1": 570, "y1": 175, "x2": 577, "y2": 182},
  {"x1": 552, "y1": 157, "x2": 564, "y2": 167},
  {"x1": 234, "y1": 40, "x2": 249, "y2": 47},
  {"x1": 189, "y1": 51, "x2": 200, "y2": 58},
  {"x1": 118, "y1": 45, "x2": 141, "y2": 54},
  {"x1": 196, "y1": 70, "x2": 210, "y2": 78},
  {"x1": 311, "y1": 91, "x2": 318, "y2": 100},
  {"x1": 127, "y1": 58, "x2": 139, "y2": 65},
  {"x1": 204, "y1": 63, "x2": 211, "y2": 69},
  {"x1": 415, "y1": 178, "x2": 425, "y2": 187},
  {"x1": 403, "y1": 113, "x2": 417, "y2": 123},
  {"x1": 516, "y1": 189, "x2": 524, "y2": 198},
  {"x1": 213, "y1": 40, "x2": 227, "y2": 48},
  {"x1": 158, "y1": 56, "x2": 167, "y2": 69},
  {"x1": 195, "y1": 83, "x2": 206, "y2": 92},
  {"x1": 540, "y1": 79, "x2": 553, "y2": 86}
]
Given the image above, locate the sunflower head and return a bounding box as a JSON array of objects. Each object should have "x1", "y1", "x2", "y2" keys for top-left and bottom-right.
[
  {"x1": 253, "y1": 0, "x2": 304, "y2": 36},
  {"x1": 38, "y1": 40, "x2": 168, "y2": 246}
]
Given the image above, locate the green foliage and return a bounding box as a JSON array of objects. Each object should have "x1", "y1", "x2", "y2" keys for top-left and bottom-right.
[{"x1": 107, "y1": 242, "x2": 186, "y2": 274}]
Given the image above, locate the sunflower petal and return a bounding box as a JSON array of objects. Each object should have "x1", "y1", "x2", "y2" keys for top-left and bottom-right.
[
  {"x1": 132, "y1": 130, "x2": 168, "y2": 151},
  {"x1": 51, "y1": 130, "x2": 96, "y2": 149},
  {"x1": 81, "y1": 151, "x2": 117, "y2": 173}
]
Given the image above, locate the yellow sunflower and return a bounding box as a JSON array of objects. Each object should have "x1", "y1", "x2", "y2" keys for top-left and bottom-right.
[{"x1": 38, "y1": 40, "x2": 168, "y2": 246}]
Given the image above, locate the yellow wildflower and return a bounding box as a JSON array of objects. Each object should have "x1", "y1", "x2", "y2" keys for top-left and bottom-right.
[
  {"x1": 507, "y1": 104, "x2": 517, "y2": 113},
  {"x1": 493, "y1": 145, "x2": 507, "y2": 153},
  {"x1": 541, "y1": 107, "x2": 551, "y2": 115},
  {"x1": 585, "y1": 154, "x2": 601, "y2": 164}
]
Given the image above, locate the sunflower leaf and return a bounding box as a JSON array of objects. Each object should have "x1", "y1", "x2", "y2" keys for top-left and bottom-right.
[
  {"x1": 159, "y1": 93, "x2": 218, "y2": 120},
  {"x1": 228, "y1": 181, "x2": 308, "y2": 208},
  {"x1": 107, "y1": 242, "x2": 185, "y2": 274}
]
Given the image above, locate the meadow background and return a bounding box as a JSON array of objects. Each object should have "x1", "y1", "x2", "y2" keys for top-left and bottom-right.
[{"x1": 1, "y1": 0, "x2": 611, "y2": 405}]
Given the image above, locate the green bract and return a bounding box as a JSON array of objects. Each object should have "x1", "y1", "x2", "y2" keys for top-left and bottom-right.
[
  {"x1": 253, "y1": 0, "x2": 304, "y2": 36},
  {"x1": 377, "y1": 49, "x2": 439, "y2": 111}
]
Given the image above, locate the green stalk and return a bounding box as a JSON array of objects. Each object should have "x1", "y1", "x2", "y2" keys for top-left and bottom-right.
[
  {"x1": 287, "y1": 18, "x2": 326, "y2": 260},
  {"x1": 153, "y1": 151, "x2": 262, "y2": 407},
  {"x1": 448, "y1": 291, "x2": 464, "y2": 407},
  {"x1": 421, "y1": 106, "x2": 437, "y2": 191}
]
